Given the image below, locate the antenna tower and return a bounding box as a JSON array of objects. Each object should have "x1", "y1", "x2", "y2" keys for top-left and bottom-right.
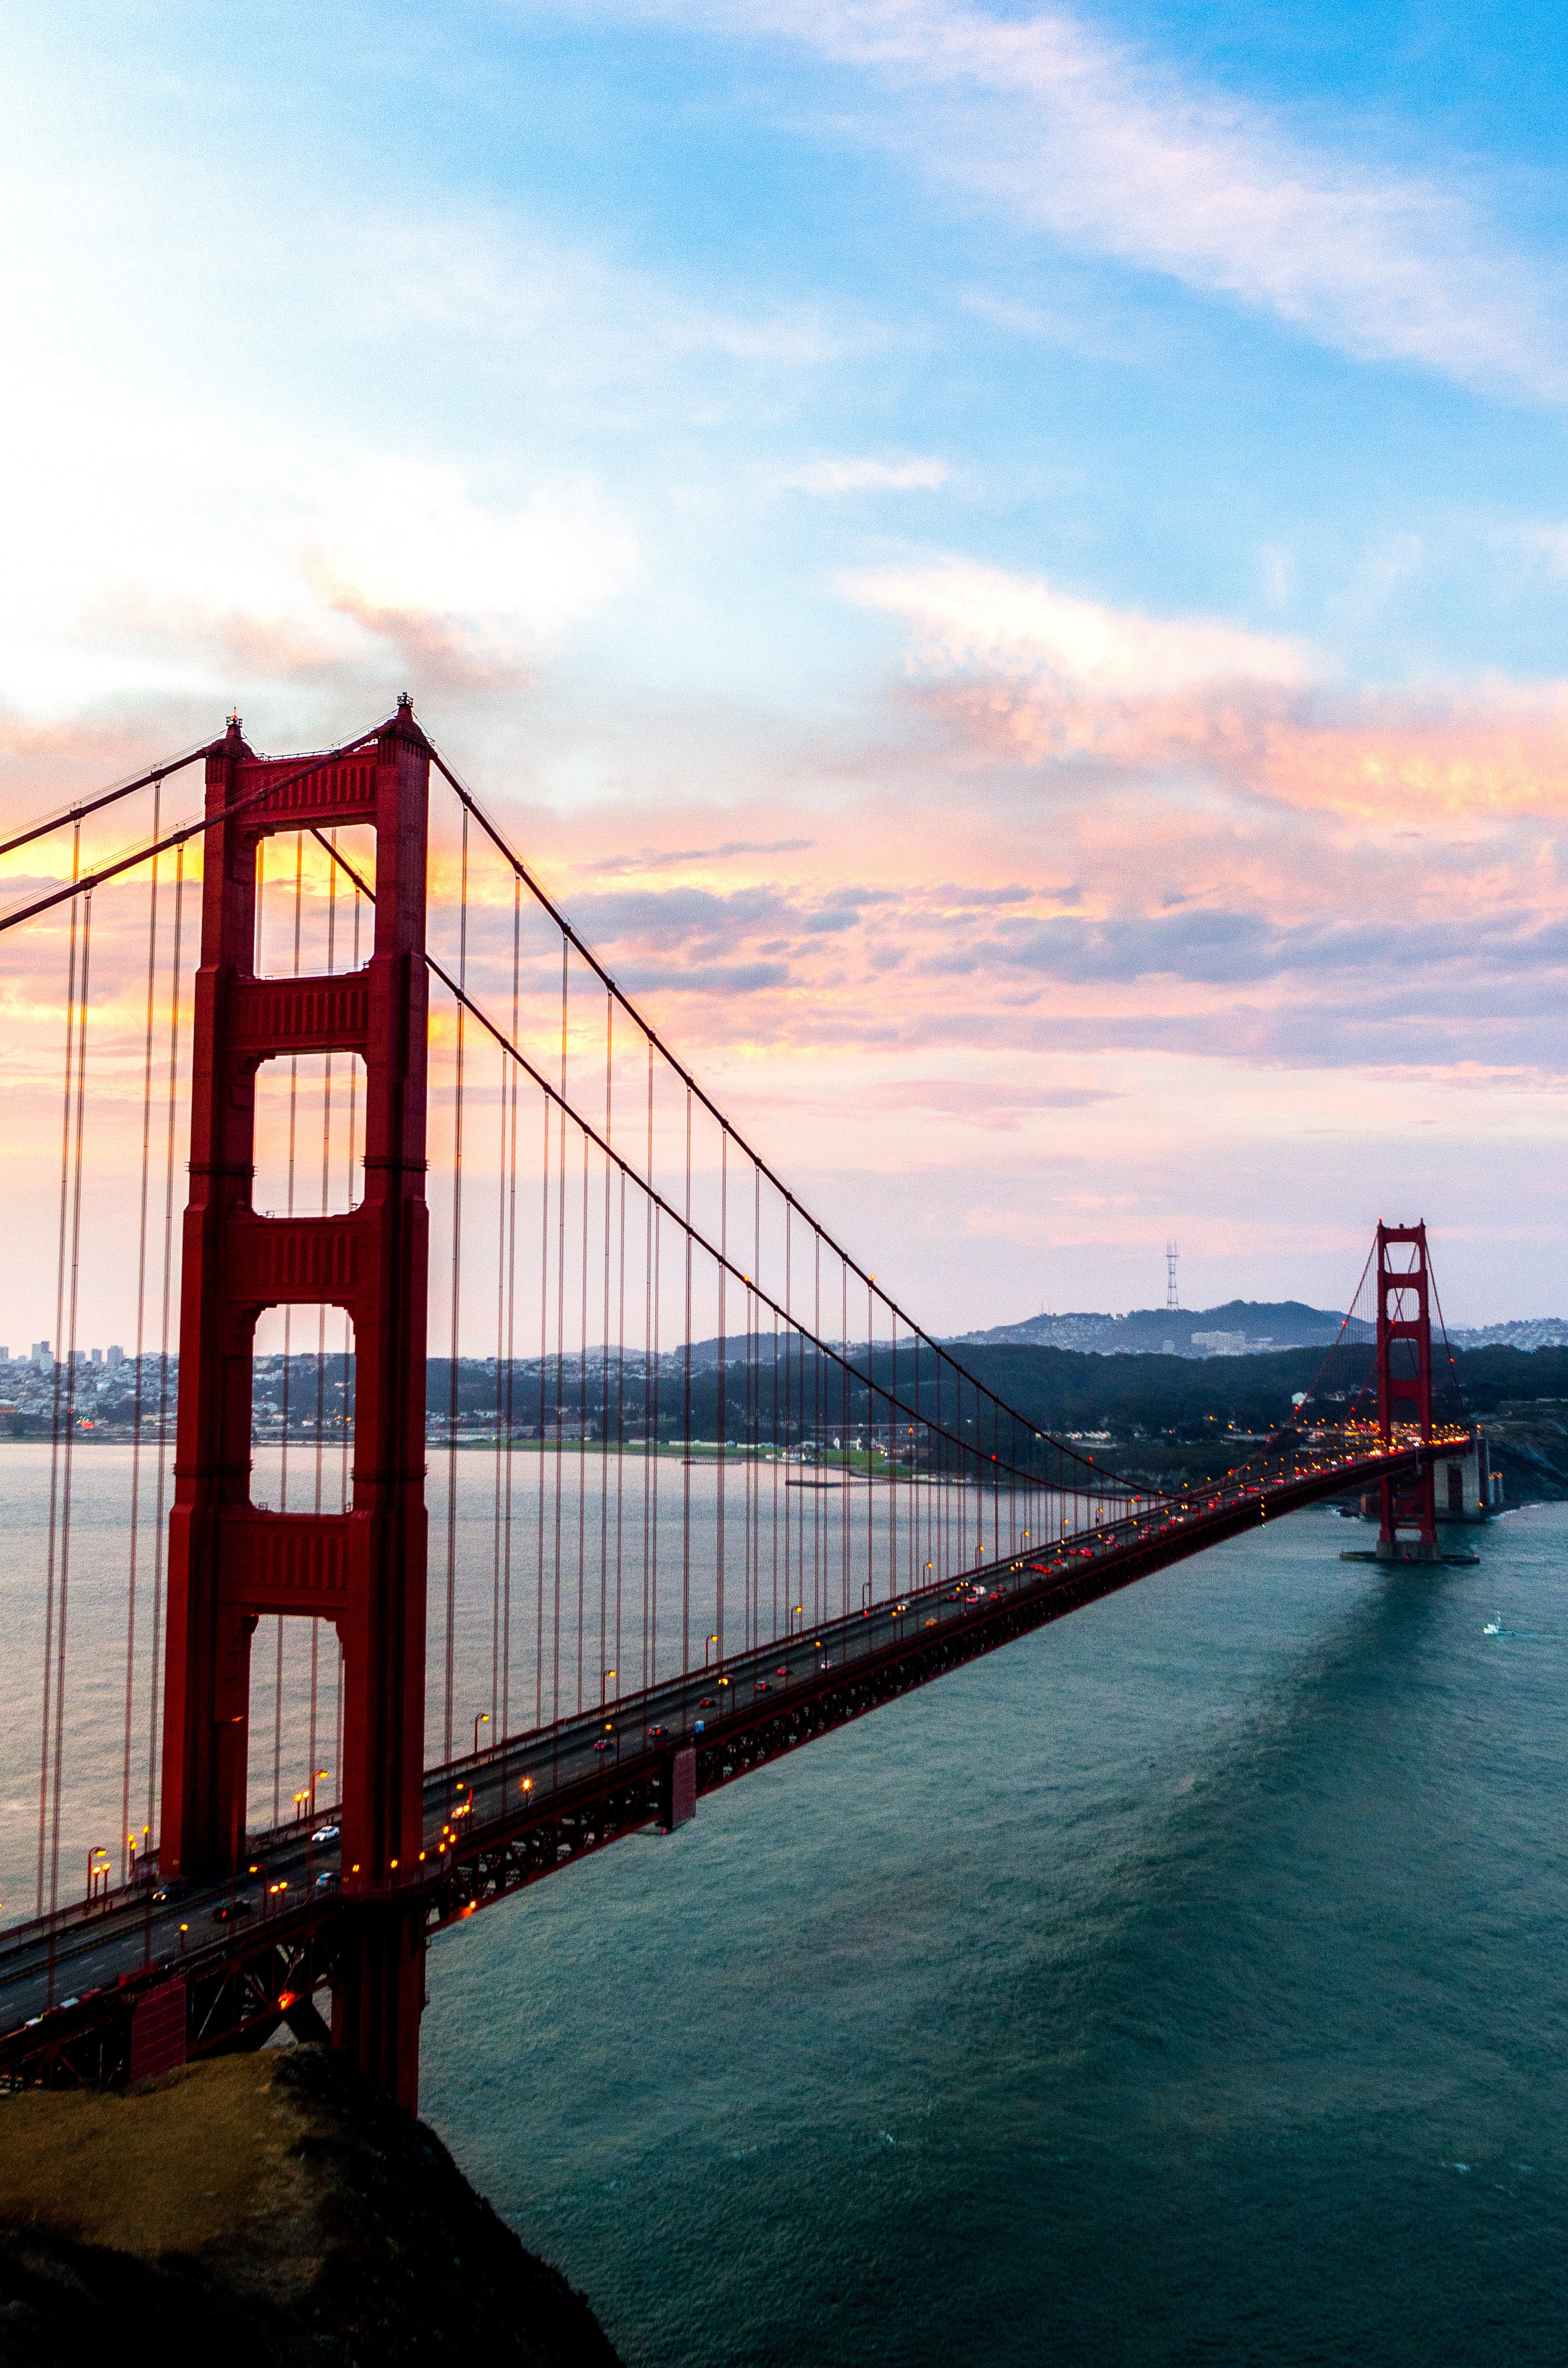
[{"x1": 1166, "y1": 1240, "x2": 1180, "y2": 1311}]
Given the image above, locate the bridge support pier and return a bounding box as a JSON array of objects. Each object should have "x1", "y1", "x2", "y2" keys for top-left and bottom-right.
[
  {"x1": 159, "y1": 704, "x2": 433, "y2": 2109},
  {"x1": 1374, "y1": 1221, "x2": 1439, "y2": 1561},
  {"x1": 334, "y1": 1904, "x2": 427, "y2": 2105}
]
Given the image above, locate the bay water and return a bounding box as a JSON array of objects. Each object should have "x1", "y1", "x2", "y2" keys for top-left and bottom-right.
[{"x1": 420, "y1": 1500, "x2": 1568, "y2": 2366}]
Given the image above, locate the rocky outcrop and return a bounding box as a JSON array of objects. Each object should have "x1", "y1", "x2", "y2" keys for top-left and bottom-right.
[{"x1": 0, "y1": 2046, "x2": 622, "y2": 2367}]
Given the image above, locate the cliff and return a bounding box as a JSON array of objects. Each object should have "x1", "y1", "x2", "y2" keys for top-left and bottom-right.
[{"x1": 0, "y1": 2045, "x2": 622, "y2": 2368}]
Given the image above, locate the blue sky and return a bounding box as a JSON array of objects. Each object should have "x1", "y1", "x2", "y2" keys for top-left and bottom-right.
[{"x1": 4, "y1": 0, "x2": 1568, "y2": 1325}]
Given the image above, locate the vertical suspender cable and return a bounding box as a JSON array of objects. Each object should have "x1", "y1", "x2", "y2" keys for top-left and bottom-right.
[
  {"x1": 536, "y1": 1095, "x2": 551, "y2": 1729},
  {"x1": 599, "y1": 992, "x2": 612, "y2": 1711},
  {"x1": 273, "y1": 832, "x2": 305, "y2": 1829},
  {"x1": 147, "y1": 846, "x2": 184, "y2": 1844},
  {"x1": 577, "y1": 1125, "x2": 589, "y2": 1713},
  {"x1": 491, "y1": 1020, "x2": 507, "y2": 1739},
  {"x1": 121, "y1": 790, "x2": 160, "y2": 1884},
  {"x1": 552, "y1": 943, "x2": 567, "y2": 1726},
  {"x1": 782, "y1": 1209, "x2": 791, "y2": 1641},
  {"x1": 501, "y1": 877, "x2": 521, "y2": 1741},
  {"x1": 615, "y1": 1161, "x2": 626, "y2": 1703},
  {"x1": 756, "y1": 1202, "x2": 763, "y2": 1649},
  {"x1": 48, "y1": 889, "x2": 92, "y2": 1949},
  {"x1": 813, "y1": 1231, "x2": 822, "y2": 1630},
  {"x1": 336, "y1": 874, "x2": 360, "y2": 1792},
  {"x1": 681, "y1": 1088, "x2": 692, "y2": 1675},
  {"x1": 445, "y1": 807, "x2": 470, "y2": 1771},
  {"x1": 716, "y1": 1132, "x2": 727, "y2": 1659},
  {"x1": 841, "y1": 1261, "x2": 849, "y2": 1618},
  {"x1": 651, "y1": 1195, "x2": 662, "y2": 1682},
  {"x1": 641, "y1": 1065, "x2": 652, "y2": 1691},
  {"x1": 37, "y1": 829, "x2": 81, "y2": 1916},
  {"x1": 309, "y1": 846, "x2": 339, "y2": 1807}
]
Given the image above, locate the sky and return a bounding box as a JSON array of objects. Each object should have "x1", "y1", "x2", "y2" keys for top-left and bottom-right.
[{"x1": 4, "y1": 0, "x2": 1568, "y2": 1331}]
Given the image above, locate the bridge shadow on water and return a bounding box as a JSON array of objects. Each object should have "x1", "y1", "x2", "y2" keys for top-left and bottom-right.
[{"x1": 419, "y1": 1505, "x2": 1568, "y2": 2368}]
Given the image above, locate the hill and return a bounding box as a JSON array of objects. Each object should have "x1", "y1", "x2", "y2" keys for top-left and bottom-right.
[{"x1": 949, "y1": 1299, "x2": 1345, "y2": 1357}]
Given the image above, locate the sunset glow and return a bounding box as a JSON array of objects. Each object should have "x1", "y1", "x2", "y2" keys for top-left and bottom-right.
[{"x1": 5, "y1": 0, "x2": 1566, "y2": 1327}]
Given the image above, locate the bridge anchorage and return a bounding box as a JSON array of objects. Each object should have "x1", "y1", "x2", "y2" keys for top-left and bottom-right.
[{"x1": 0, "y1": 706, "x2": 1476, "y2": 2106}]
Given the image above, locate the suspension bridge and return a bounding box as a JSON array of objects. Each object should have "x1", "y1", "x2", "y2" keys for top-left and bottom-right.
[{"x1": 0, "y1": 704, "x2": 1472, "y2": 2106}]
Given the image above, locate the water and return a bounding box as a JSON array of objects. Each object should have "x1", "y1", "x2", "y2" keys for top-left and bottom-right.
[
  {"x1": 0, "y1": 1439, "x2": 1095, "y2": 1905},
  {"x1": 419, "y1": 1501, "x2": 1568, "y2": 2366}
]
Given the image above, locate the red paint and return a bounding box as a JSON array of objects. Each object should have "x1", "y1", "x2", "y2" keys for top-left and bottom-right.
[
  {"x1": 159, "y1": 705, "x2": 431, "y2": 2105},
  {"x1": 1375, "y1": 1220, "x2": 1439, "y2": 1558},
  {"x1": 129, "y1": 1978, "x2": 187, "y2": 2082}
]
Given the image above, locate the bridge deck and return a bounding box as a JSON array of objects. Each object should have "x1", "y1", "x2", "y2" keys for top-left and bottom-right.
[{"x1": 0, "y1": 1445, "x2": 1425, "y2": 2084}]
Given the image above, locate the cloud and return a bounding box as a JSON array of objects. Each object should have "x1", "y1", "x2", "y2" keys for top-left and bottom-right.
[
  {"x1": 303, "y1": 461, "x2": 639, "y2": 658},
  {"x1": 613, "y1": 0, "x2": 1568, "y2": 403},
  {"x1": 1504, "y1": 523, "x2": 1568, "y2": 575},
  {"x1": 844, "y1": 553, "x2": 1568, "y2": 827},
  {"x1": 786, "y1": 456, "x2": 951, "y2": 493},
  {"x1": 586, "y1": 839, "x2": 818, "y2": 872},
  {"x1": 616, "y1": 958, "x2": 794, "y2": 994},
  {"x1": 846, "y1": 555, "x2": 1311, "y2": 695},
  {"x1": 868, "y1": 1075, "x2": 1118, "y2": 1129}
]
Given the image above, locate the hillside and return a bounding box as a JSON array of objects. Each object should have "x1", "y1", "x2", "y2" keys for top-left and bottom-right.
[
  {"x1": 948, "y1": 1299, "x2": 1345, "y2": 1357},
  {"x1": 0, "y1": 2047, "x2": 621, "y2": 2367}
]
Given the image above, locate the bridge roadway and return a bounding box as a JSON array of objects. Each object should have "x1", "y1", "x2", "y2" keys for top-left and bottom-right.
[{"x1": 0, "y1": 1441, "x2": 1428, "y2": 2083}]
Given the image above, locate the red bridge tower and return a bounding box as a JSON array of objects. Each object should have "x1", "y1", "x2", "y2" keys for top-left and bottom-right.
[
  {"x1": 1374, "y1": 1220, "x2": 1439, "y2": 1560},
  {"x1": 160, "y1": 703, "x2": 431, "y2": 2105}
]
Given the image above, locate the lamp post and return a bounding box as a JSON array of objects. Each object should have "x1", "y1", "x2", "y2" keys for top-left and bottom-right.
[
  {"x1": 703, "y1": 1633, "x2": 719, "y2": 1668},
  {"x1": 473, "y1": 1711, "x2": 491, "y2": 1758},
  {"x1": 309, "y1": 1766, "x2": 330, "y2": 1821},
  {"x1": 601, "y1": 1667, "x2": 616, "y2": 1705}
]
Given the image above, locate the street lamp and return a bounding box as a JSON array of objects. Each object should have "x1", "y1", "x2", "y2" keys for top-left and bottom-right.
[
  {"x1": 309, "y1": 1767, "x2": 330, "y2": 1820},
  {"x1": 601, "y1": 1667, "x2": 617, "y2": 1704},
  {"x1": 473, "y1": 1711, "x2": 491, "y2": 1758},
  {"x1": 293, "y1": 1790, "x2": 309, "y2": 1824},
  {"x1": 703, "y1": 1633, "x2": 719, "y2": 1668}
]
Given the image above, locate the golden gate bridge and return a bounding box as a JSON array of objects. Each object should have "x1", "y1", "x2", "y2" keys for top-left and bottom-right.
[{"x1": 0, "y1": 704, "x2": 1471, "y2": 2104}]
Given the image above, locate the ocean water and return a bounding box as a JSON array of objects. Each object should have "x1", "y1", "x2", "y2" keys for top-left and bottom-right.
[{"x1": 420, "y1": 1500, "x2": 1568, "y2": 2367}]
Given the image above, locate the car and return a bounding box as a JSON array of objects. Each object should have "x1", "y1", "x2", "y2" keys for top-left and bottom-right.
[
  {"x1": 151, "y1": 1883, "x2": 185, "y2": 1907},
  {"x1": 697, "y1": 1697, "x2": 716, "y2": 1709},
  {"x1": 754, "y1": 1680, "x2": 770, "y2": 1694},
  {"x1": 310, "y1": 1824, "x2": 340, "y2": 1846},
  {"x1": 775, "y1": 1665, "x2": 790, "y2": 1676},
  {"x1": 592, "y1": 1738, "x2": 614, "y2": 1753},
  {"x1": 313, "y1": 1870, "x2": 338, "y2": 1891},
  {"x1": 210, "y1": 1899, "x2": 252, "y2": 1923},
  {"x1": 647, "y1": 1723, "x2": 666, "y2": 1740}
]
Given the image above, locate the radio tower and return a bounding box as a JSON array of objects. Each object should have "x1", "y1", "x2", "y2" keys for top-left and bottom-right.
[{"x1": 1166, "y1": 1240, "x2": 1180, "y2": 1311}]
